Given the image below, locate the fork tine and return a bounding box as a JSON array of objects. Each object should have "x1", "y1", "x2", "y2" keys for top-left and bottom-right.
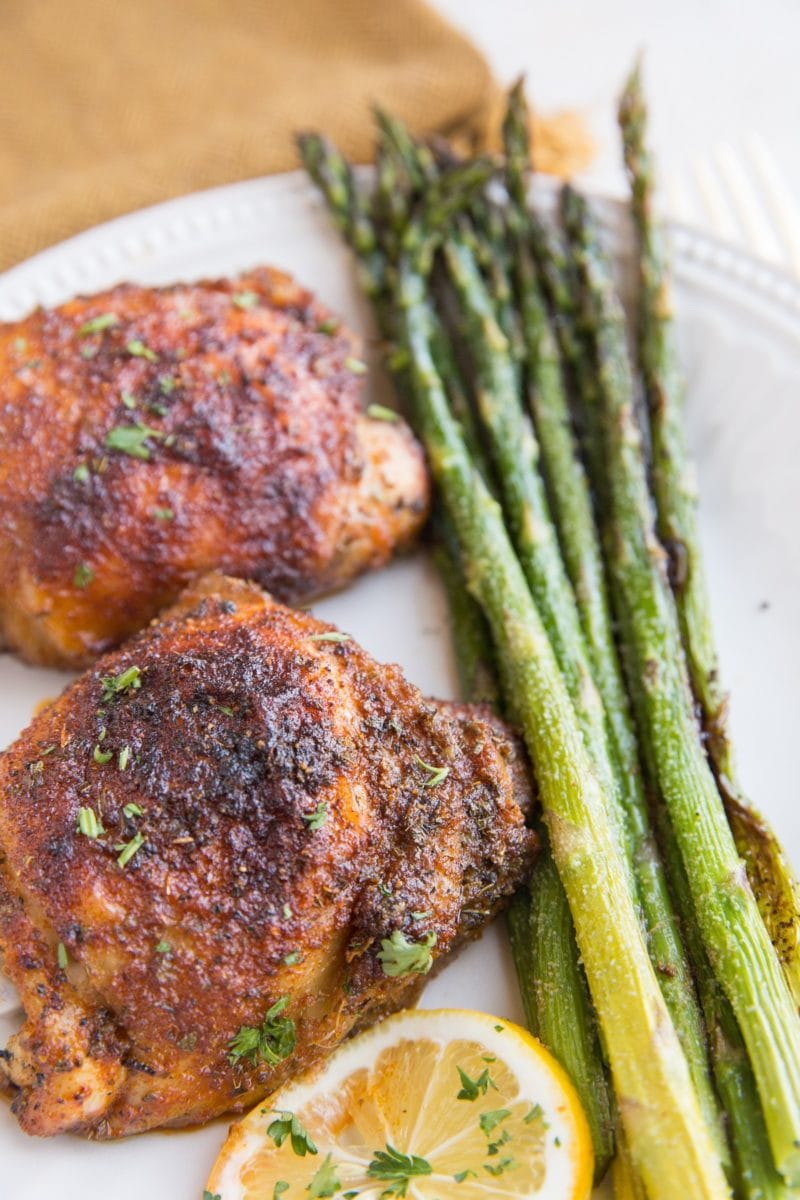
[
  {"x1": 665, "y1": 174, "x2": 696, "y2": 226},
  {"x1": 745, "y1": 134, "x2": 800, "y2": 275},
  {"x1": 712, "y1": 141, "x2": 784, "y2": 264},
  {"x1": 692, "y1": 155, "x2": 745, "y2": 247}
]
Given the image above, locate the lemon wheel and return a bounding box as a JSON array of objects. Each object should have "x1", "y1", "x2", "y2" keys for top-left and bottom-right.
[{"x1": 207, "y1": 1008, "x2": 593, "y2": 1200}]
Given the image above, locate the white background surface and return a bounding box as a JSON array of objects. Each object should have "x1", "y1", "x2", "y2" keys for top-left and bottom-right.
[{"x1": 435, "y1": 0, "x2": 800, "y2": 223}]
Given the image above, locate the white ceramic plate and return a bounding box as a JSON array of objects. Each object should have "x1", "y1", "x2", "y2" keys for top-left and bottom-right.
[{"x1": 0, "y1": 172, "x2": 799, "y2": 1200}]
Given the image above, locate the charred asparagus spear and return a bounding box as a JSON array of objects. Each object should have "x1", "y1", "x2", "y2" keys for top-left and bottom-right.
[
  {"x1": 563, "y1": 183, "x2": 800, "y2": 1185},
  {"x1": 390, "y1": 234, "x2": 729, "y2": 1197},
  {"x1": 439, "y1": 230, "x2": 637, "y2": 877},
  {"x1": 500, "y1": 79, "x2": 729, "y2": 1171},
  {"x1": 617, "y1": 61, "x2": 800, "y2": 1010}
]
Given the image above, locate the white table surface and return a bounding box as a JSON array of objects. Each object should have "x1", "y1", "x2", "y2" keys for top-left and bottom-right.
[{"x1": 434, "y1": 0, "x2": 800, "y2": 231}]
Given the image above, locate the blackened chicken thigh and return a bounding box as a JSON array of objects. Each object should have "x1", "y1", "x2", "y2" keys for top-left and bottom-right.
[{"x1": 0, "y1": 574, "x2": 535, "y2": 1137}]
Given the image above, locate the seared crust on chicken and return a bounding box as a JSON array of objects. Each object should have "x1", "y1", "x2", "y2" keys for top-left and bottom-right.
[
  {"x1": 0, "y1": 270, "x2": 429, "y2": 667},
  {"x1": 0, "y1": 573, "x2": 535, "y2": 1138}
]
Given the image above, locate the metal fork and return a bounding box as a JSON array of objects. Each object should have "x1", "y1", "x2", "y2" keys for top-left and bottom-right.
[{"x1": 667, "y1": 136, "x2": 800, "y2": 275}]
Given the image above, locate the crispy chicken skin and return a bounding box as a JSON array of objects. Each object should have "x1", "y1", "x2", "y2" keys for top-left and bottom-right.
[
  {"x1": 0, "y1": 269, "x2": 429, "y2": 668},
  {"x1": 0, "y1": 573, "x2": 536, "y2": 1138}
]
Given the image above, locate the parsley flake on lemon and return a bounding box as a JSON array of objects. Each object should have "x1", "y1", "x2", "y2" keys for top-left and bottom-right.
[{"x1": 207, "y1": 1008, "x2": 592, "y2": 1199}]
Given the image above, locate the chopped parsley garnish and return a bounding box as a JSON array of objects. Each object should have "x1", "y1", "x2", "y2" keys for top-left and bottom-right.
[
  {"x1": 155, "y1": 940, "x2": 171, "y2": 954},
  {"x1": 484, "y1": 1156, "x2": 516, "y2": 1177},
  {"x1": 479, "y1": 1108, "x2": 511, "y2": 1138},
  {"x1": 57, "y1": 942, "x2": 68, "y2": 969},
  {"x1": 158, "y1": 373, "x2": 177, "y2": 393},
  {"x1": 414, "y1": 755, "x2": 450, "y2": 788},
  {"x1": 105, "y1": 422, "x2": 165, "y2": 460},
  {"x1": 302, "y1": 802, "x2": 328, "y2": 832},
  {"x1": 93, "y1": 743, "x2": 113, "y2": 764},
  {"x1": 100, "y1": 664, "x2": 142, "y2": 702},
  {"x1": 344, "y1": 356, "x2": 368, "y2": 375},
  {"x1": 307, "y1": 1153, "x2": 340, "y2": 1199},
  {"x1": 316, "y1": 319, "x2": 338, "y2": 335},
  {"x1": 366, "y1": 403, "x2": 399, "y2": 422},
  {"x1": 265, "y1": 1109, "x2": 317, "y2": 1156},
  {"x1": 152, "y1": 506, "x2": 174, "y2": 521},
  {"x1": 232, "y1": 290, "x2": 259, "y2": 310},
  {"x1": 378, "y1": 929, "x2": 436, "y2": 978},
  {"x1": 454, "y1": 1169, "x2": 478, "y2": 1183},
  {"x1": 116, "y1": 830, "x2": 144, "y2": 868},
  {"x1": 479, "y1": 1109, "x2": 513, "y2": 1157},
  {"x1": 282, "y1": 903, "x2": 292, "y2": 919},
  {"x1": 118, "y1": 745, "x2": 131, "y2": 771},
  {"x1": 79, "y1": 312, "x2": 118, "y2": 336},
  {"x1": 377, "y1": 881, "x2": 392, "y2": 898},
  {"x1": 77, "y1": 806, "x2": 104, "y2": 838},
  {"x1": 123, "y1": 802, "x2": 143, "y2": 818},
  {"x1": 228, "y1": 997, "x2": 296, "y2": 1068},
  {"x1": 283, "y1": 950, "x2": 302, "y2": 966},
  {"x1": 203, "y1": 1193, "x2": 221, "y2": 1200},
  {"x1": 80, "y1": 345, "x2": 97, "y2": 360},
  {"x1": 524, "y1": 1103, "x2": 548, "y2": 1127},
  {"x1": 73, "y1": 562, "x2": 94, "y2": 589},
  {"x1": 410, "y1": 910, "x2": 431, "y2": 921},
  {"x1": 366, "y1": 1144, "x2": 432, "y2": 1197},
  {"x1": 73, "y1": 462, "x2": 91, "y2": 484},
  {"x1": 309, "y1": 631, "x2": 350, "y2": 644},
  {"x1": 126, "y1": 338, "x2": 158, "y2": 362},
  {"x1": 456, "y1": 1066, "x2": 495, "y2": 1101},
  {"x1": 273, "y1": 1184, "x2": 289, "y2": 1200},
  {"x1": 121, "y1": 391, "x2": 137, "y2": 410}
]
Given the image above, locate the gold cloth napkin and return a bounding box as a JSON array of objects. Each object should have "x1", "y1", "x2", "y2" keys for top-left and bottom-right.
[{"x1": 0, "y1": 0, "x2": 591, "y2": 271}]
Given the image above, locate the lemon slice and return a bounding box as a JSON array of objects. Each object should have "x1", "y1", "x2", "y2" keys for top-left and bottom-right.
[{"x1": 207, "y1": 1008, "x2": 593, "y2": 1200}]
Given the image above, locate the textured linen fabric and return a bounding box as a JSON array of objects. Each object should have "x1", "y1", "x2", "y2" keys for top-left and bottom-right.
[{"x1": 0, "y1": 0, "x2": 591, "y2": 268}]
